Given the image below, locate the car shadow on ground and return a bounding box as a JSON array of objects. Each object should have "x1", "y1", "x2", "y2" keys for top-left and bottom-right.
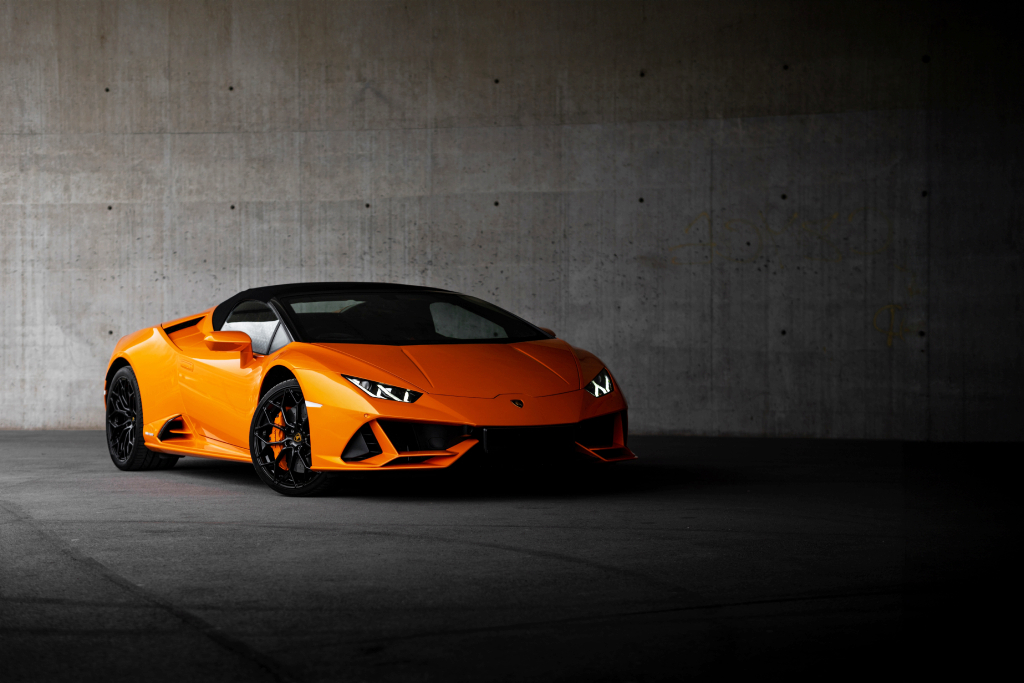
[
  {"x1": 332, "y1": 461, "x2": 683, "y2": 501},
  {"x1": 162, "y1": 450, "x2": 712, "y2": 500}
]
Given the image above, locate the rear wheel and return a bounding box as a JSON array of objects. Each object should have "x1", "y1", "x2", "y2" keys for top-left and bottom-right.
[
  {"x1": 105, "y1": 365, "x2": 178, "y2": 471},
  {"x1": 249, "y1": 379, "x2": 332, "y2": 496}
]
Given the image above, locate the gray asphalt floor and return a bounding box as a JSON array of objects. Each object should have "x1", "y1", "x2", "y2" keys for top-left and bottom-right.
[{"x1": 0, "y1": 432, "x2": 1013, "y2": 681}]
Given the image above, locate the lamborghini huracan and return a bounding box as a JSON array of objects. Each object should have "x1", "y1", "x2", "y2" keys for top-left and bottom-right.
[{"x1": 104, "y1": 283, "x2": 635, "y2": 495}]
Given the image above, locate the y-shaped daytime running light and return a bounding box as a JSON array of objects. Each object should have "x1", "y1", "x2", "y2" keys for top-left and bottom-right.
[
  {"x1": 343, "y1": 375, "x2": 422, "y2": 403},
  {"x1": 585, "y1": 369, "x2": 614, "y2": 397}
]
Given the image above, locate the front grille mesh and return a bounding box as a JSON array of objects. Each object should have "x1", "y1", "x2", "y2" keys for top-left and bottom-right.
[{"x1": 479, "y1": 424, "x2": 576, "y2": 455}]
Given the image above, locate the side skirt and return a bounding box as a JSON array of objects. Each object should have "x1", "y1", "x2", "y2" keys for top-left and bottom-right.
[
  {"x1": 143, "y1": 415, "x2": 251, "y2": 463},
  {"x1": 146, "y1": 439, "x2": 251, "y2": 462}
]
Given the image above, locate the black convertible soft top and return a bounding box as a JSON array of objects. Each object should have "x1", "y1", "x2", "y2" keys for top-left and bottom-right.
[{"x1": 212, "y1": 282, "x2": 450, "y2": 330}]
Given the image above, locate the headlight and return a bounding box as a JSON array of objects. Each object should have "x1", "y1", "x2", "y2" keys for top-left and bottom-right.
[
  {"x1": 343, "y1": 375, "x2": 422, "y2": 403},
  {"x1": 585, "y1": 369, "x2": 614, "y2": 397}
]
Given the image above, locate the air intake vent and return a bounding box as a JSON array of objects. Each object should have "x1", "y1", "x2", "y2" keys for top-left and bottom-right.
[
  {"x1": 378, "y1": 421, "x2": 470, "y2": 452},
  {"x1": 480, "y1": 424, "x2": 576, "y2": 455},
  {"x1": 163, "y1": 317, "x2": 203, "y2": 335},
  {"x1": 157, "y1": 416, "x2": 190, "y2": 441},
  {"x1": 342, "y1": 424, "x2": 384, "y2": 462},
  {"x1": 575, "y1": 413, "x2": 617, "y2": 448}
]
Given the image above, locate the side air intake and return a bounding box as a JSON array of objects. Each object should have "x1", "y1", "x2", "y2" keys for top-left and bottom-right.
[{"x1": 157, "y1": 416, "x2": 190, "y2": 441}]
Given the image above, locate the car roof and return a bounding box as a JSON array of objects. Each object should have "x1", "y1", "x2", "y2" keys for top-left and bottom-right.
[{"x1": 212, "y1": 282, "x2": 451, "y2": 330}]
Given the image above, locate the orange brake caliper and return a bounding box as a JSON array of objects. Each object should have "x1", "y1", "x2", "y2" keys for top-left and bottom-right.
[{"x1": 272, "y1": 412, "x2": 289, "y2": 471}]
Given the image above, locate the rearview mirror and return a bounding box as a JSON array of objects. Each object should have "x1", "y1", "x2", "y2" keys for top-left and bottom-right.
[{"x1": 538, "y1": 327, "x2": 556, "y2": 338}]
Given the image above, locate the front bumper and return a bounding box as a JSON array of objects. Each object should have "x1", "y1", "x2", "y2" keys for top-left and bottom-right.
[{"x1": 297, "y1": 374, "x2": 635, "y2": 470}]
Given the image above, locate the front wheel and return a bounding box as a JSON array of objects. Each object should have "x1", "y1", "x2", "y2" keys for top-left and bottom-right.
[
  {"x1": 105, "y1": 365, "x2": 178, "y2": 471},
  {"x1": 249, "y1": 379, "x2": 332, "y2": 496}
]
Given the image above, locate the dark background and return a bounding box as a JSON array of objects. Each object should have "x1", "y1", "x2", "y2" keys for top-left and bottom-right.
[{"x1": 1, "y1": 0, "x2": 1021, "y2": 439}]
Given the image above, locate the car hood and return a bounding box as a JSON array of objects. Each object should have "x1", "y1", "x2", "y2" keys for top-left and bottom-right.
[{"x1": 313, "y1": 339, "x2": 581, "y2": 398}]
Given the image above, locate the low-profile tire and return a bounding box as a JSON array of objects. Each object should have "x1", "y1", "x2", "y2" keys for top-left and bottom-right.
[
  {"x1": 106, "y1": 365, "x2": 179, "y2": 471},
  {"x1": 249, "y1": 379, "x2": 332, "y2": 496}
]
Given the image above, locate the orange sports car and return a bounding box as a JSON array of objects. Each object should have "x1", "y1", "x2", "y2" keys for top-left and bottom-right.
[{"x1": 104, "y1": 283, "x2": 635, "y2": 495}]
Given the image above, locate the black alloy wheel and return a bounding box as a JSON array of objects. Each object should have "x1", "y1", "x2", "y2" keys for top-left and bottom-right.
[
  {"x1": 249, "y1": 379, "x2": 331, "y2": 496},
  {"x1": 105, "y1": 365, "x2": 178, "y2": 471}
]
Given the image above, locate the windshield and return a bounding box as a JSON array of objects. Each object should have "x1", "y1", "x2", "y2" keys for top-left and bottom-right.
[{"x1": 277, "y1": 291, "x2": 548, "y2": 345}]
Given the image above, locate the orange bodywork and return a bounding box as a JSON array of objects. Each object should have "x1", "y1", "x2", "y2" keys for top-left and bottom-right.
[{"x1": 105, "y1": 308, "x2": 635, "y2": 471}]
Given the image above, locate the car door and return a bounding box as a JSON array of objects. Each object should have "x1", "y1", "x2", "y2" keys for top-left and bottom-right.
[{"x1": 180, "y1": 300, "x2": 292, "y2": 448}]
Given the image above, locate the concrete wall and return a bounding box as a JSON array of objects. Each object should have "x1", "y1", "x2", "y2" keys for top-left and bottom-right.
[{"x1": 1, "y1": 1, "x2": 1021, "y2": 439}]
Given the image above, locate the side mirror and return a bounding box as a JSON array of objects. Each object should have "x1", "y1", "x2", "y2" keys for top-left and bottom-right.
[
  {"x1": 204, "y1": 330, "x2": 251, "y2": 351},
  {"x1": 204, "y1": 331, "x2": 254, "y2": 365},
  {"x1": 539, "y1": 327, "x2": 556, "y2": 338}
]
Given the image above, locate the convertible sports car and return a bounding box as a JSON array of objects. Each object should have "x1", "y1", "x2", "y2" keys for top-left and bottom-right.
[{"x1": 104, "y1": 283, "x2": 635, "y2": 495}]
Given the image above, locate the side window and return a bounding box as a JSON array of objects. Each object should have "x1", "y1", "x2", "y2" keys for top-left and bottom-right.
[
  {"x1": 430, "y1": 302, "x2": 508, "y2": 339},
  {"x1": 268, "y1": 323, "x2": 293, "y2": 353},
  {"x1": 223, "y1": 301, "x2": 280, "y2": 355}
]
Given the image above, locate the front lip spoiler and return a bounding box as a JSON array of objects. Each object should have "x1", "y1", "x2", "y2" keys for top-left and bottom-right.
[
  {"x1": 574, "y1": 443, "x2": 637, "y2": 462},
  {"x1": 341, "y1": 437, "x2": 637, "y2": 468},
  {"x1": 335, "y1": 413, "x2": 634, "y2": 469},
  {"x1": 343, "y1": 436, "x2": 479, "y2": 470}
]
